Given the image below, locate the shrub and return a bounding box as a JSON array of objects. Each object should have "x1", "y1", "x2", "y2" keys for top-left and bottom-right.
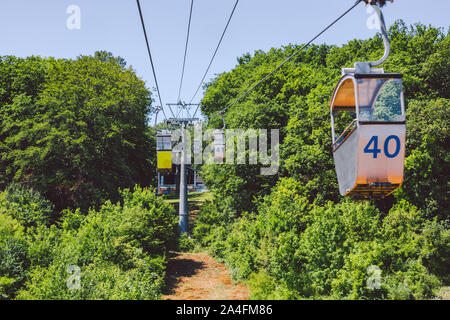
[
  {"x1": 119, "y1": 186, "x2": 177, "y2": 255},
  {"x1": 0, "y1": 213, "x2": 24, "y2": 243},
  {"x1": 192, "y1": 200, "x2": 226, "y2": 246},
  {"x1": 205, "y1": 225, "x2": 230, "y2": 261},
  {"x1": 247, "y1": 270, "x2": 295, "y2": 300},
  {"x1": 223, "y1": 214, "x2": 261, "y2": 281},
  {"x1": 0, "y1": 183, "x2": 53, "y2": 229},
  {"x1": 197, "y1": 192, "x2": 445, "y2": 299},
  {"x1": 383, "y1": 260, "x2": 441, "y2": 300},
  {"x1": 17, "y1": 258, "x2": 166, "y2": 300},
  {"x1": 0, "y1": 213, "x2": 26, "y2": 299},
  {"x1": 0, "y1": 238, "x2": 29, "y2": 299},
  {"x1": 178, "y1": 233, "x2": 195, "y2": 252},
  {"x1": 395, "y1": 98, "x2": 450, "y2": 219},
  {"x1": 420, "y1": 219, "x2": 450, "y2": 284},
  {"x1": 14, "y1": 186, "x2": 176, "y2": 300}
]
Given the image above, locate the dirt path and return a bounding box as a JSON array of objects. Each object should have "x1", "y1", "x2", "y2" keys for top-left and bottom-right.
[{"x1": 162, "y1": 252, "x2": 249, "y2": 300}]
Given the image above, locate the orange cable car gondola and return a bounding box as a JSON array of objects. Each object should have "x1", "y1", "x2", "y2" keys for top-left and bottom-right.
[{"x1": 330, "y1": 4, "x2": 406, "y2": 199}]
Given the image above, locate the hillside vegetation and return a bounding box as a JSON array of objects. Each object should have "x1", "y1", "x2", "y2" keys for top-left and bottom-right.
[
  {"x1": 0, "y1": 21, "x2": 448, "y2": 300},
  {"x1": 0, "y1": 51, "x2": 157, "y2": 213},
  {"x1": 0, "y1": 52, "x2": 176, "y2": 299},
  {"x1": 193, "y1": 21, "x2": 449, "y2": 299}
]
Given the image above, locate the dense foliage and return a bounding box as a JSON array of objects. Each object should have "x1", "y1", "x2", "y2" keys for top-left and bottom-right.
[
  {"x1": 201, "y1": 21, "x2": 449, "y2": 217},
  {"x1": 0, "y1": 185, "x2": 176, "y2": 299},
  {"x1": 194, "y1": 21, "x2": 449, "y2": 299},
  {"x1": 0, "y1": 51, "x2": 177, "y2": 300},
  {"x1": 0, "y1": 19, "x2": 448, "y2": 300},
  {"x1": 0, "y1": 52, "x2": 156, "y2": 213}
]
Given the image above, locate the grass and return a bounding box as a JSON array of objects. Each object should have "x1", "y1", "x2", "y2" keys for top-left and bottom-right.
[
  {"x1": 163, "y1": 191, "x2": 212, "y2": 207},
  {"x1": 163, "y1": 191, "x2": 212, "y2": 234}
]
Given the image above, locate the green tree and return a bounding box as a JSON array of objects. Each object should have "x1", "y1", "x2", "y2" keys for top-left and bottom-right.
[
  {"x1": 395, "y1": 98, "x2": 450, "y2": 218},
  {"x1": 0, "y1": 53, "x2": 156, "y2": 212}
]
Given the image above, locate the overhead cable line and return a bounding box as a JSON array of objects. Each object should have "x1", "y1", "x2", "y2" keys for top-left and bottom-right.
[
  {"x1": 136, "y1": 0, "x2": 168, "y2": 121},
  {"x1": 189, "y1": 0, "x2": 239, "y2": 104},
  {"x1": 177, "y1": 0, "x2": 194, "y2": 103},
  {"x1": 210, "y1": 0, "x2": 363, "y2": 119}
]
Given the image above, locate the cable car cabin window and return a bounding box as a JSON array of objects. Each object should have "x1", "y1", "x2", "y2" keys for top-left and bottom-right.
[
  {"x1": 157, "y1": 136, "x2": 171, "y2": 151},
  {"x1": 332, "y1": 110, "x2": 356, "y2": 150},
  {"x1": 357, "y1": 78, "x2": 405, "y2": 122}
]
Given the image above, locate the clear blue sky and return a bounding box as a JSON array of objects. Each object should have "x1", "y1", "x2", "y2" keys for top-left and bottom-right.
[{"x1": 1, "y1": 1, "x2": 448, "y2": 123}]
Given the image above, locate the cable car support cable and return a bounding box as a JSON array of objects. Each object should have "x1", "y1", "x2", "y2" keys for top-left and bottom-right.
[
  {"x1": 189, "y1": 0, "x2": 240, "y2": 104},
  {"x1": 177, "y1": 0, "x2": 194, "y2": 103},
  {"x1": 136, "y1": 0, "x2": 168, "y2": 121},
  {"x1": 209, "y1": 0, "x2": 363, "y2": 121}
]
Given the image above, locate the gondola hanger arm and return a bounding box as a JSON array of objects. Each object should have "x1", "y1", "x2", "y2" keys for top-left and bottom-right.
[{"x1": 354, "y1": 4, "x2": 391, "y2": 73}]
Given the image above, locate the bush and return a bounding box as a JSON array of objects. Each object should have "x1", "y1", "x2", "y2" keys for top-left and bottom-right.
[
  {"x1": 383, "y1": 260, "x2": 441, "y2": 300},
  {"x1": 6, "y1": 185, "x2": 176, "y2": 300},
  {"x1": 0, "y1": 238, "x2": 29, "y2": 299},
  {"x1": 317, "y1": 201, "x2": 442, "y2": 299},
  {"x1": 0, "y1": 213, "x2": 24, "y2": 243},
  {"x1": 223, "y1": 214, "x2": 261, "y2": 281},
  {"x1": 395, "y1": 98, "x2": 450, "y2": 219},
  {"x1": 247, "y1": 270, "x2": 294, "y2": 300},
  {"x1": 196, "y1": 191, "x2": 445, "y2": 299},
  {"x1": 26, "y1": 225, "x2": 61, "y2": 268},
  {"x1": 0, "y1": 183, "x2": 53, "y2": 229},
  {"x1": 420, "y1": 219, "x2": 450, "y2": 284},
  {"x1": 291, "y1": 201, "x2": 381, "y2": 297},
  {"x1": 192, "y1": 200, "x2": 226, "y2": 246},
  {"x1": 178, "y1": 233, "x2": 195, "y2": 252},
  {"x1": 118, "y1": 186, "x2": 177, "y2": 255},
  {"x1": 205, "y1": 225, "x2": 230, "y2": 262},
  {"x1": 16, "y1": 258, "x2": 166, "y2": 300}
]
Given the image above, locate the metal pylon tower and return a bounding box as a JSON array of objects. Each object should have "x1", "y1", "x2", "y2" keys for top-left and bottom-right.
[{"x1": 165, "y1": 102, "x2": 200, "y2": 235}]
